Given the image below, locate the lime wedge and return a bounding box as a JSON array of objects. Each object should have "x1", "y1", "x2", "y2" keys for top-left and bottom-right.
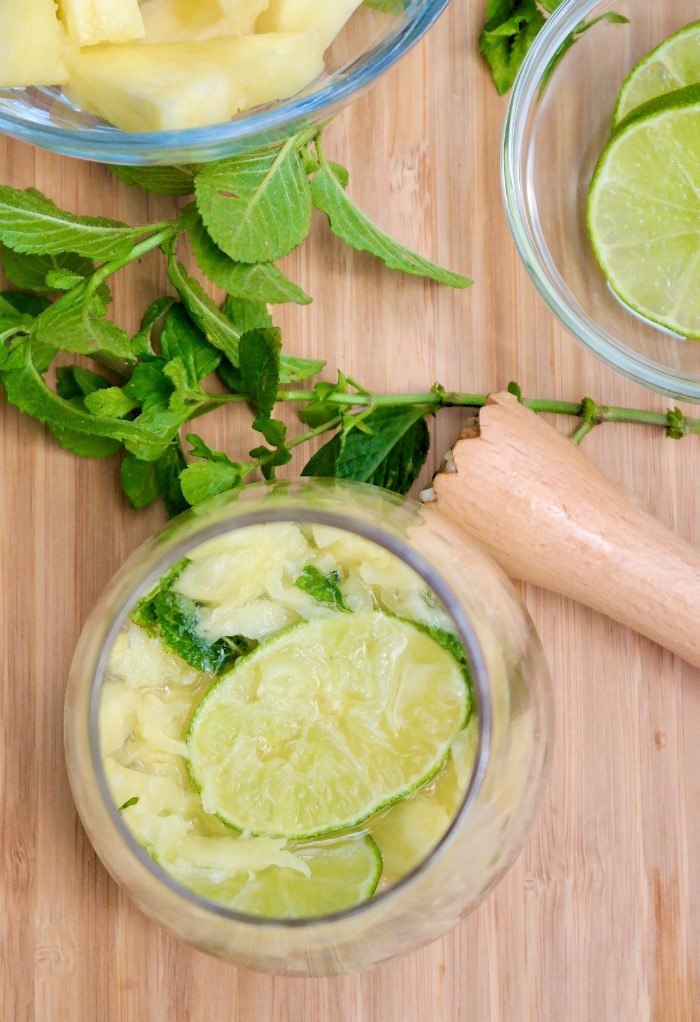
[
  {"x1": 613, "y1": 21, "x2": 700, "y2": 126},
  {"x1": 230, "y1": 834, "x2": 383, "y2": 919},
  {"x1": 187, "y1": 612, "x2": 469, "y2": 839},
  {"x1": 586, "y1": 84, "x2": 700, "y2": 339}
]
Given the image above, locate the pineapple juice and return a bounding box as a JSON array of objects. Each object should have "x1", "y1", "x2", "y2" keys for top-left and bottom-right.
[{"x1": 100, "y1": 521, "x2": 477, "y2": 919}]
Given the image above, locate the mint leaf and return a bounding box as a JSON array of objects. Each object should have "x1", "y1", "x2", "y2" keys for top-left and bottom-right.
[
  {"x1": 194, "y1": 134, "x2": 312, "y2": 263},
  {"x1": 121, "y1": 442, "x2": 189, "y2": 514},
  {"x1": 310, "y1": 162, "x2": 472, "y2": 288},
  {"x1": 479, "y1": 0, "x2": 546, "y2": 95},
  {"x1": 155, "y1": 442, "x2": 189, "y2": 518},
  {"x1": 162, "y1": 356, "x2": 205, "y2": 408},
  {"x1": 278, "y1": 354, "x2": 326, "y2": 384},
  {"x1": 121, "y1": 452, "x2": 160, "y2": 509},
  {"x1": 134, "y1": 580, "x2": 251, "y2": 674},
  {"x1": 222, "y1": 295, "x2": 273, "y2": 334},
  {"x1": 180, "y1": 461, "x2": 247, "y2": 505},
  {"x1": 167, "y1": 256, "x2": 241, "y2": 365},
  {"x1": 180, "y1": 433, "x2": 249, "y2": 505},
  {"x1": 1, "y1": 339, "x2": 167, "y2": 455},
  {"x1": 188, "y1": 210, "x2": 311, "y2": 306},
  {"x1": 160, "y1": 303, "x2": 221, "y2": 385},
  {"x1": 295, "y1": 565, "x2": 349, "y2": 611},
  {"x1": 300, "y1": 432, "x2": 342, "y2": 478},
  {"x1": 111, "y1": 164, "x2": 197, "y2": 197},
  {"x1": 0, "y1": 186, "x2": 151, "y2": 259},
  {"x1": 123, "y1": 356, "x2": 173, "y2": 411},
  {"x1": 151, "y1": 586, "x2": 257, "y2": 673},
  {"x1": 298, "y1": 373, "x2": 352, "y2": 427},
  {"x1": 54, "y1": 368, "x2": 127, "y2": 455},
  {"x1": 56, "y1": 364, "x2": 113, "y2": 403},
  {"x1": 0, "y1": 246, "x2": 96, "y2": 293},
  {"x1": 0, "y1": 292, "x2": 50, "y2": 318},
  {"x1": 303, "y1": 405, "x2": 433, "y2": 494},
  {"x1": 239, "y1": 327, "x2": 281, "y2": 420},
  {"x1": 0, "y1": 293, "x2": 36, "y2": 365},
  {"x1": 132, "y1": 296, "x2": 174, "y2": 356},
  {"x1": 33, "y1": 285, "x2": 133, "y2": 362},
  {"x1": 84, "y1": 386, "x2": 139, "y2": 418},
  {"x1": 131, "y1": 558, "x2": 189, "y2": 632}
]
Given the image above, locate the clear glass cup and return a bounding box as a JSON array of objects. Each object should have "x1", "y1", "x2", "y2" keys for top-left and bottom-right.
[
  {"x1": 502, "y1": 0, "x2": 700, "y2": 402},
  {"x1": 0, "y1": 0, "x2": 450, "y2": 165},
  {"x1": 64, "y1": 479, "x2": 553, "y2": 975}
]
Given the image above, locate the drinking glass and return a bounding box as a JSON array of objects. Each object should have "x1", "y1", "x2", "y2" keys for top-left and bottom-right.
[{"x1": 64, "y1": 478, "x2": 553, "y2": 975}]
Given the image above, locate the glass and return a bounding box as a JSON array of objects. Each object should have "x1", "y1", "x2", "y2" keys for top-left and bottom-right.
[
  {"x1": 64, "y1": 479, "x2": 553, "y2": 975},
  {"x1": 502, "y1": 0, "x2": 700, "y2": 402},
  {"x1": 0, "y1": 0, "x2": 450, "y2": 165}
]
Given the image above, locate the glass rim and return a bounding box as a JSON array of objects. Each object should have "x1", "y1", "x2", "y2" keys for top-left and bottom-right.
[
  {"x1": 500, "y1": 0, "x2": 700, "y2": 404},
  {"x1": 85, "y1": 482, "x2": 493, "y2": 931},
  {"x1": 0, "y1": 0, "x2": 451, "y2": 164}
]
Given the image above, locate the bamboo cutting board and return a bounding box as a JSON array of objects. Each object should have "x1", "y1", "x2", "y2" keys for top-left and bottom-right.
[{"x1": 1, "y1": 1, "x2": 698, "y2": 1019}]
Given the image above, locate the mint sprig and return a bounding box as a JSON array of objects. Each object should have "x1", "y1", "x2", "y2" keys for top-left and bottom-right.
[
  {"x1": 479, "y1": 1, "x2": 627, "y2": 95},
  {"x1": 0, "y1": 120, "x2": 696, "y2": 521}
]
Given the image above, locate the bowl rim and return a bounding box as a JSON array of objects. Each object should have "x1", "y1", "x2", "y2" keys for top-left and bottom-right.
[
  {"x1": 501, "y1": 0, "x2": 700, "y2": 403},
  {"x1": 0, "y1": 0, "x2": 451, "y2": 165}
]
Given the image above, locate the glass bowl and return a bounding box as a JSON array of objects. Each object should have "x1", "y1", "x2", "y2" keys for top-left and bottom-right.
[
  {"x1": 0, "y1": 0, "x2": 449, "y2": 165},
  {"x1": 502, "y1": 0, "x2": 700, "y2": 402},
  {"x1": 64, "y1": 479, "x2": 553, "y2": 976}
]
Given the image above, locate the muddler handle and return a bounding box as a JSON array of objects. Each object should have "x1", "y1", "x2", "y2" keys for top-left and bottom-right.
[{"x1": 429, "y1": 392, "x2": 700, "y2": 668}]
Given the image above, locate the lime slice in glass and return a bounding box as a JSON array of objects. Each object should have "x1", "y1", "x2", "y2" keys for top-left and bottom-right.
[
  {"x1": 230, "y1": 834, "x2": 383, "y2": 919},
  {"x1": 369, "y1": 717, "x2": 478, "y2": 878},
  {"x1": 613, "y1": 20, "x2": 700, "y2": 126},
  {"x1": 586, "y1": 84, "x2": 700, "y2": 339},
  {"x1": 187, "y1": 611, "x2": 470, "y2": 839},
  {"x1": 166, "y1": 832, "x2": 383, "y2": 918}
]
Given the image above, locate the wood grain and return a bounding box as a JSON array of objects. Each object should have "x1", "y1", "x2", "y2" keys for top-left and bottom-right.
[{"x1": 1, "y1": 1, "x2": 698, "y2": 1019}]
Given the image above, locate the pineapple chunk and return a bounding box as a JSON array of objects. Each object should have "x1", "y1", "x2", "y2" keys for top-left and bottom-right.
[
  {"x1": 256, "y1": 0, "x2": 362, "y2": 49},
  {"x1": 139, "y1": 0, "x2": 232, "y2": 45},
  {"x1": 0, "y1": 0, "x2": 68, "y2": 87},
  {"x1": 64, "y1": 32, "x2": 324, "y2": 133},
  {"x1": 59, "y1": 0, "x2": 145, "y2": 46},
  {"x1": 216, "y1": 0, "x2": 270, "y2": 35}
]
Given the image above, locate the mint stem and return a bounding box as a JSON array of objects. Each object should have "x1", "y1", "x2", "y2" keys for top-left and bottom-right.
[{"x1": 270, "y1": 390, "x2": 699, "y2": 436}]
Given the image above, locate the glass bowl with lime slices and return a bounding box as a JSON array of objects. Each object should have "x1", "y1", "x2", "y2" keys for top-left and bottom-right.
[
  {"x1": 64, "y1": 479, "x2": 553, "y2": 975},
  {"x1": 502, "y1": 0, "x2": 700, "y2": 402},
  {"x1": 0, "y1": 0, "x2": 450, "y2": 165}
]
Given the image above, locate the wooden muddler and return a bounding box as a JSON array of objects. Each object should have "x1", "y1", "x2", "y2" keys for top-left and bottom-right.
[{"x1": 429, "y1": 391, "x2": 700, "y2": 668}]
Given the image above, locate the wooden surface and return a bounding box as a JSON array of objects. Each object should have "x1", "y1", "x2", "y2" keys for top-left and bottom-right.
[{"x1": 1, "y1": 1, "x2": 698, "y2": 1019}]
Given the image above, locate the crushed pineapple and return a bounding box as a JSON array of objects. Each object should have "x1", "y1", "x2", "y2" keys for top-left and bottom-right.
[
  {"x1": 256, "y1": 0, "x2": 364, "y2": 50},
  {"x1": 61, "y1": 0, "x2": 145, "y2": 46},
  {"x1": 2, "y1": 0, "x2": 366, "y2": 133},
  {"x1": 138, "y1": 0, "x2": 232, "y2": 45},
  {"x1": 0, "y1": 0, "x2": 68, "y2": 88}
]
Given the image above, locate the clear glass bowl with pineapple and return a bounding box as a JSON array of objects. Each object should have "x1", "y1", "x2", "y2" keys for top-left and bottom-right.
[{"x1": 0, "y1": 0, "x2": 450, "y2": 164}]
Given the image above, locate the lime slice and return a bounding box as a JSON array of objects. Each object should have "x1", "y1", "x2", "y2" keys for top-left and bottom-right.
[
  {"x1": 230, "y1": 834, "x2": 383, "y2": 919},
  {"x1": 187, "y1": 611, "x2": 469, "y2": 839},
  {"x1": 586, "y1": 84, "x2": 700, "y2": 339},
  {"x1": 165, "y1": 832, "x2": 382, "y2": 918},
  {"x1": 613, "y1": 21, "x2": 700, "y2": 126},
  {"x1": 369, "y1": 718, "x2": 478, "y2": 878},
  {"x1": 370, "y1": 796, "x2": 451, "y2": 879}
]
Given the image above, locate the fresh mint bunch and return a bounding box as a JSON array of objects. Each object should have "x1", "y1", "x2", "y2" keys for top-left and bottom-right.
[
  {"x1": 0, "y1": 121, "x2": 696, "y2": 521},
  {"x1": 0, "y1": 122, "x2": 470, "y2": 515}
]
